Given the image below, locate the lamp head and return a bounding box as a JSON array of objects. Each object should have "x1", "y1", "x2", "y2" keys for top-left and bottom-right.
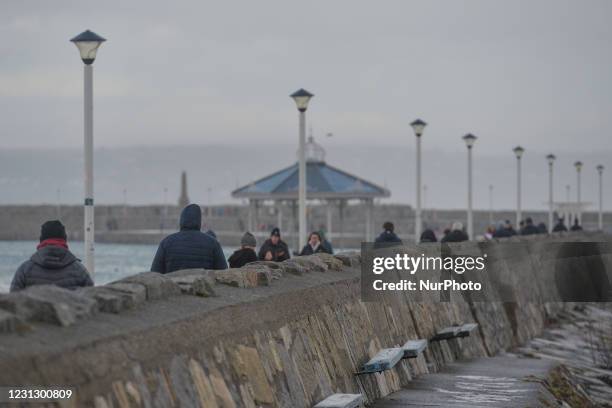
[
  {"x1": 574, "y1": 161, "x2": 583, "y2": 171},
  {"x1": 290, "y1": 88, "x2": 314, "y2": 112},
  {"x1": 513, "y1": 146, "x2": 525, "y2": 159},
  {"x1": 70, "y1": 30, "x2": 106, "y2": 65},
  {"x1": 462, "y1": 133, "x2": 477, "y2": 148},
  {"x1": 410, "y1": 119, "x2": 427, "y2": 137}
]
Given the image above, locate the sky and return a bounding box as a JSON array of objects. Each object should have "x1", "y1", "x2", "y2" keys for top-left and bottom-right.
[{"x1": 0, "y1": 0, "x2": 611, "y2": 209}]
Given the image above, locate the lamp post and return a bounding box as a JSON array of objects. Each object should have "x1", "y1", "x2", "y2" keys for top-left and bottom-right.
[
  {"x1": 410, "y1": 119, "x2": 427, "y2": 242},
  {"x1": 71, "y1": 30, "x2": 106, "y2": 275},
  {"x1": 463, "y1": 134, "x2": 477, "y2": 239},
  {"x1": 488, "y1": 184, "x2": 494, "y2": 225},
  {"x1": 574, "y1": 161, "x2": 583, "y2": 226},
  {"x1": 290, "y1": 88, "x2": 314, "y2": 251},
  {"x1": 513, "y1": 146, "x2": 525, "y2": 227},
  {"x1": 163, "y1": 187, "x2": 168, "y2": 231},
  {"x1": 546, "y1": 154, "x2": 556, "y2": 233},
  {"x1": 597, "y1": 165, "x2": 604, "y2": 231}
]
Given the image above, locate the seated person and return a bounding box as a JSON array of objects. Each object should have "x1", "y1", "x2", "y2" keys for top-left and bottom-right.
[
  {"x1": 300, "y1": 232, "x2": 331, "y2": 255},
  {"x1": 258, "y1": 228, "x2": 290, "y2": 262},
  {"x1": 11, "y1": 220, "x2": 93, "y2": 292},
  {"x1": 228, "y1": 232, "x2": 258, "y2": 268}
]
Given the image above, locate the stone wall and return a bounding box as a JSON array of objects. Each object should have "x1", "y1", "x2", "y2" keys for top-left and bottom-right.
[
  {"x1": 0, "y1": 232, "x2": 610, "y2": 407},
  {"x1": 1, "y1": 204, "x2": 610, "y2": 248}
]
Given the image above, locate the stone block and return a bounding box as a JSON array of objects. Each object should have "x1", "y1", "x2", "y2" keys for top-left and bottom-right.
[
  {"x1": 245, "y1": 261, "x2": 283, "y2": 270},
  {"x1": 246, "y1": 263, "x2": 283, "y2": 280},
  {"x1": 166, "y1": 268, "x2": 217, "y2": 278},
  {"x1": 457, "y1": 323, "x2": 478, "y2": 338},
  {"x1": 79, "y1": 287, "x2": 129, "y2": 314},
  {"x1": 169, "y1": 275, "x2": 216, "y2": 297},
  {"x1": 215, "y1": 268, "x2": 272, "y2": 288},
  {"x1": 290, "y1": 255, "x2": 328, "y2": 272},
  {"x1": 104, "y1": 282, "x2": 147, "y2": 307},
  {"x1": 334, "y1": 253, "x2": 361, "y2": 267},
  {"x1": 118, "y1": 272, "x2": 181, "y2": 300},
  {"x1": 431, "y1": 326, "x2": 462, "y2": 341},
  {"x1": 362, "y1": 347, "x2": 403, "y2": 373},
  {"x1": 0, "y1": 285, "x2": 97, "y2": 327},
  {"x1": 314, "y1": 253, "x2": 344, "y2": 271},
  {"x1": 0, "y1": 309, "x2": 19, "y2": 334},
  {"x1": 402, "y1": 339, "x2": 428, "y2": 358},
  {"x1": 314, "y1": 394, "x2": 363, "y2": 408},
  {"x1": 280, "y1": 260, "x2": 308, "y2": 276}
]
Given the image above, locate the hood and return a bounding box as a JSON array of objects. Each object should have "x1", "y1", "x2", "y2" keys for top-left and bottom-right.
[
  {"x1": 31, "y1": 246, "x2": 77, "y2": 270},
  {"x1": 180, "y1": 204, "x2": 202, "y2": 231}
]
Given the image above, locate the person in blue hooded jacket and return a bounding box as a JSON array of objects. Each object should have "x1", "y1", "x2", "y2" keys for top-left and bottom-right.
[
  {"x1": 375, "y1": 221, "x2": 402, "y2": 244},
  {"x1": 151, "y1": 204, "x2": 227, "y2": 273}
]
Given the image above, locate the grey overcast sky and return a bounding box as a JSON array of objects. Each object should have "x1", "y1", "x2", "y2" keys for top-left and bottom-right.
[{"x1": 1, "y1": 0, "x2": 611, "y2": 153}]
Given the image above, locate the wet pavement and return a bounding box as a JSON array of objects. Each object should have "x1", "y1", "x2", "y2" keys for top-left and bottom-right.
[
  {"x1": 373, "y1": 305, "x2": 612, "y2": 407},
  {"x1": 372, "y1": 355, "x2": 555, "y2": 407}
]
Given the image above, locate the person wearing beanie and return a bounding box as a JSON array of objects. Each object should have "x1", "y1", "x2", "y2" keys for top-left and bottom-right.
[
  {"x1": 10, "y1": 220, "x2": 93, "y2": 292},
  {"x1": 228, "y1": 232, "x2": 259, "y2": 268},
  {"x1": 151, "y1": 204, "x2": 228, "y2": 273},
  {"x1": 258, "y1": 227, "x2": 290, "y2": 262},
  {"x1": 375, "y1": 221, "x2": 402, "y2": 245}
]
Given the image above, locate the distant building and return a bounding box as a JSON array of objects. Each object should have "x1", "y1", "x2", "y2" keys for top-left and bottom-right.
[
  {"x1": 232, "y1": 136, "x2": 390, "y2": 246},
  {"x1": 178, "y1": 171, "x2": 189, "y2": 208},
  {"x1": 553, "y1": 201, "x2": 590, "y2": 226}
]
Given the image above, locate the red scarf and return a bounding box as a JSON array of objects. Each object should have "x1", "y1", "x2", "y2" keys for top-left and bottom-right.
[{"x1": 37, "y1": 238, "x2": 68, "y2": 250}]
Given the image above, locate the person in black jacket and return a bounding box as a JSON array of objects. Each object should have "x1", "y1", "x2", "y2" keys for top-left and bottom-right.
[
  {"x1": 375, "y1": 222, "x2": 402, "y2": 244},
  {"x1": 521, "y1": 217, "x2": 541, "y2": 235},
  {"x1": 420, "y1": 229, "x2": 437, "y2": 243},
  {"x1": 151, "y1": 204, "x2": 227, "y2": 273},
  {"x1": 493, "y1": 221, "x2": 512, "y2": 238},
  {"x1": 228, "y1": 232, "x2": 258, "y2": 268},
  {"x1": 570, "y1": 218, "x2": 583, "y2": 231},
  {"x1": 537, "y1": 222, "x2": 548, "y2": 234},
  {"x1": 11, "y1": 220, "x2": 93, "y2": 292},
  {"x1": 300, "y1": 232, "x2": 331, "y2": 255},
  {"x1": 441, "y1": 222, "x2": 469, "y2": 243},
  {"x1": 258, "y1": 228, "x2": 290, "y2": 262},
  {"x1": 553, "y1": 218, "x2": 568, "y2": 232},
  {"x1": 319, "y1": 230, "x2": 334, "y2": 254}
]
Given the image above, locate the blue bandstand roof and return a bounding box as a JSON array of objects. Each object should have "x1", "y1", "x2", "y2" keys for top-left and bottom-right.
[{"x1": 232, "y1": 161, "x2": 390, "y2": 200}]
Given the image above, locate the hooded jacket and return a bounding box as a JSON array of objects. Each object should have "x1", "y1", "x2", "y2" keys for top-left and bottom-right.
[
  {"x1": 375, "y1": 230, "x2": 402, "y2": 244},
  {"x1": 521, "y1": 223, "x2": 541, "y2": 236},
  {"x1": 420, "y1": 229, "x2": 438, "y2": 243},
  {"x1": 10, "y1": 245, "x2": 93, "y2": 292},
  {"x1": 151, "y1": 204, "x2": 228, "y2": 273}
]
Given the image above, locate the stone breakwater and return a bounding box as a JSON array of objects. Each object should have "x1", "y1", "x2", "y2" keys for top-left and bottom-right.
[{"x1": 0, "y1": 232, "x2": 610, "y2": 407}]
